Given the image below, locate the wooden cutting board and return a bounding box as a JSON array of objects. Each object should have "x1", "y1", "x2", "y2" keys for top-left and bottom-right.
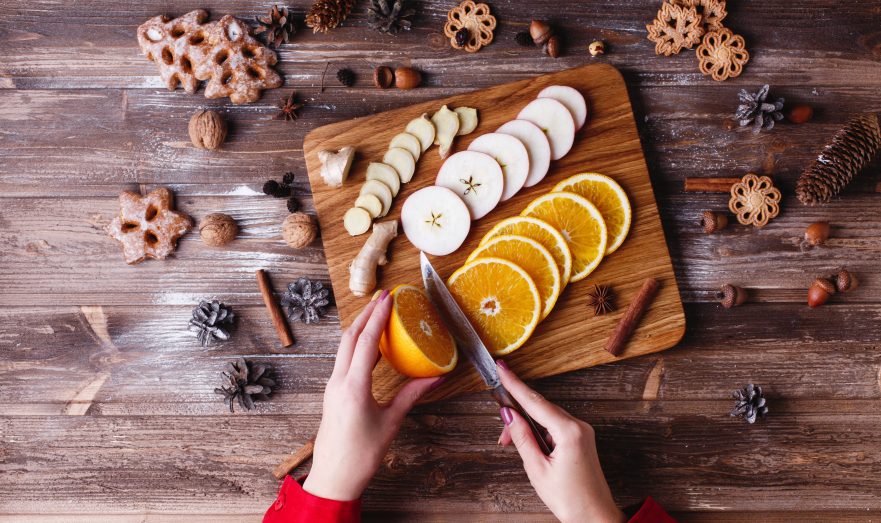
[{"x1": 304, "y1": 63, "x2": 685, "y2": 403}]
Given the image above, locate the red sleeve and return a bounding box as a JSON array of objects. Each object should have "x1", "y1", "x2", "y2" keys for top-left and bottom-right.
[
  {"x1": 263, "y1": 476, "x2": 361, "y2": 523},
  {"x1": 627, "y1": 496, "x2": 677, "y2": 523}
]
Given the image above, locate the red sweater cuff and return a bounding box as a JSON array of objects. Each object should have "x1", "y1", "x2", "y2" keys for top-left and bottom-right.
[
  {"x1": 263, "y1": 476, "x2": 361, "y2": 523},
  {"x1": 628, "y1": 496, "x2": 676, "y2": 523}
]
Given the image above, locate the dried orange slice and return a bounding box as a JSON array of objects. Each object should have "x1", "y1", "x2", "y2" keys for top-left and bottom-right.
[
  {"x1": 479, "y1": 216, "x2": 572, "y2": 285},
  {"x1": 521, "y1": 192, "x2": 607, "y2": 282},
  {"x1": 448, "y1": 257, "x2": 541, "y2": 356},
  {"x1": 553, "y1": 173, "x2": 631, "y2": 254},
  {"x1": 379, "y1": 285, "x2": 458, "y2": 378},
  {"x1": 466, "y1": 235, "x2": 561, "y2": 320}
]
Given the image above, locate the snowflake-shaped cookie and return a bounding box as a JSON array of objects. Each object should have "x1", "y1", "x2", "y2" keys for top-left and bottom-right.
[
  {"x1": 646, "y1": 2, "x2": 704, "y2": 56},
  {"x1": 107, "y1": 188, "x2": 192, "y2": 264},
  {"x1": 673, "y1": 0, "x2": 727, "y2": 31}
]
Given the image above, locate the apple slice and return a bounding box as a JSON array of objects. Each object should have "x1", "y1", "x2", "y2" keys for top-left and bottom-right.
[
  {"x1": 467, "y1": 132, "x2": 530, "y2": 201},
  {"x1": 517, "y1": 98, "x2": 576, "y2": 160},
  {"x1": 401, "y1": 186, "x2": 471, "y2": 256},
  {"x1": 431, "y1": 105, "x2": 460, "y2": 159},
  {"x1": 404, "y1": 114, "x2": 436, "y2": 152},
  {"x1": 454, "y1": 107, "x2": 479, "y2": 135},
  {"x1": 366, "y1": 162, "x2": 401, "y2": 196},
  {"x1": 383, "y1": 147, "x2": 416, "y2": 183},
  {"x1": 344, "y1": 207, "x2": 372, "y2": 236},
  {"x1": 537, "y1": 85, "x2": 588, "y2": 130},
  {"x1": 497, "y1": 119, "x2": 552, "y2": 188},
  {"x1": 354, "y1": 193, "x2": 383, "y2": 219},
  {"x1": 389, "y1": 132, "x2": 422, "y2": 161},
  {"x1": 435, "y1": 151, "x2": 504, "y2": 220},
  {"x1": 360, "y1": 179, "x2": 393, "y2": 217}
]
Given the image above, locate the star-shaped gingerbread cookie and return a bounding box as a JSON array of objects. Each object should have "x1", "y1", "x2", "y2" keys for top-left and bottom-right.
[{"x1": 107, "y1": 188, "x2": 193, "y2": 264}]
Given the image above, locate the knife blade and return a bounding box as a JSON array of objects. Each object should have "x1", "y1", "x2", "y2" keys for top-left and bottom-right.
[{"x1": 419, "y1": 252, "x2": 552, "y2": 455}]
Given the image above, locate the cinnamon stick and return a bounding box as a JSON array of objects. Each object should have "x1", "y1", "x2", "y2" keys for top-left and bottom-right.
[
  {"x1": 684, "y1": 177, "x2": 743, "y2": 193},
  {"x1": 256, "y1": 269, "x2": 294, "y2": 347},
  {"x1": 605, "y1": 277, "x2": 660, "y2": 356},
  {"x1": 272, "y1": 438, "x2": 315, "y2": 480}
]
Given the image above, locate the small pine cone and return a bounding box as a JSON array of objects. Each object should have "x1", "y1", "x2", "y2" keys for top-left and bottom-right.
[
  {"x1": 263, "y1": 180, "x2": 280, "y2": 196},
  {"x1": 336, "y1": 68, "x2": 355, "y2": 87},
  {"x1": 796, "y1": 113, "x2": 881, "y2": 205},
  {"x1": 281, "y1": 172, "x2": 296, "y2": 188},
  {"x1": 731, "y1": 383, "x2": 768, "y2": 424},
  {"x1": 699, "y1": 210, "x2": 728, "y2": 233},
  {"x1": 287, "y1": 196, "x2": 300, "y2": 213},
  {"x1": 306, "y1": 0, "x2": 355, "y2": 33}
]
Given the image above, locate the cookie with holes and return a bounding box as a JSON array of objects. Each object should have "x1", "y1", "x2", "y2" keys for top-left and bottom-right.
[
  {"x1": 137, "y1": 10, "x2": 283, "y2": 104},
  {"x1": 107, "y1": 188, "x2": 193, "y2": 264}
]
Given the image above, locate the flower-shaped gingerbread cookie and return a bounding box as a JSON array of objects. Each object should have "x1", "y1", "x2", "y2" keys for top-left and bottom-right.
[
  {"x1": 696, "y1": 28, "x2": 749, "y2": 82},
  {"x1": 443, "y1": 0, "x2": 496, "y2": 53},
  {"x1": 646, "y1": 2, "x2": 704, "y2": 56},
  {"x1": 729, "y1": 174, "x2": 781, "y2": 228},
  {"x1": 107, "y1": 188, "x2": 193, "y2": 264}
]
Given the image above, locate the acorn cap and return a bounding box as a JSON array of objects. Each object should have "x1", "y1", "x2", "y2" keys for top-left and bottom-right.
[
  {"x1": 717, "y1": 284, "x2": 747, "y2": 308},
  {"x1": 812, "y1": 277, "x2": 836, "y2": 295},
  {"x1": 834, "y1": 269, "x2": 857, "y2": 292},
  {"x1": 700, "y1": 210, "x2": 728, "y2": 234}
]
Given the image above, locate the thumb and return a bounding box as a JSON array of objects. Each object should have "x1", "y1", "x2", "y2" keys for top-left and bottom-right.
[
  {"x1": 386, "y1": 376, "x2": 444, "y2": 421},
  {"x1": 502, "y1": 407, "x2": 547, "y2": 476}
]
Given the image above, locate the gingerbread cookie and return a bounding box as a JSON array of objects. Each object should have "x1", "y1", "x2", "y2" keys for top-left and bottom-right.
[
  {"x1": 107, "y1": 188, "x2": 193, "y2": 264},
  {"x1": 673, "y1": 0, "x2": 727, "y2": 31},
  {"x1": 646, "y1": 2, "x2": 704, "y2": 56},
  {"x1": 443, "y1": 0, "x2": 496, "y2": 53},
  {"x1": 728, "y1": 174, "x2": 781, "y2": 228},
  {"x1": 137, "y1": 10, "x2": 283, "y2": 104},
  {"x1": 696, "y1": 28, "x2": 749, "y2": 82}
]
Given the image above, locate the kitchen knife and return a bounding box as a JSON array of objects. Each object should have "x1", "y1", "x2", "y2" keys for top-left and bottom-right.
[{"x1": 419, "y1": 252, "x2": 552, "y2": 455}]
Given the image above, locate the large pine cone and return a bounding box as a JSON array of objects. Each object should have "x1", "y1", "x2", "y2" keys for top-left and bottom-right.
[{"x1": 796, "y1": 113, "x2": 881, "y2": 205}]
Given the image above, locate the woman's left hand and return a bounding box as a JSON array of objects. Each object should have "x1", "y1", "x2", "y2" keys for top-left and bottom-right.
[{"x1": 303, "y1": 290, "x2": 444, "y2": 501}]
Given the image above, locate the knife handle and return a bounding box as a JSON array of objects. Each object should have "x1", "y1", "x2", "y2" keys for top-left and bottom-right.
[{"x1": 491, "y1": 385, "x2": 552, "y2": 456}]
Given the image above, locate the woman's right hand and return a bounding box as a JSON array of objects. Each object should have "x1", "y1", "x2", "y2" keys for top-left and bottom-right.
[{"x1": 496, "y1": 361, "x2": 626, "y2": 523}]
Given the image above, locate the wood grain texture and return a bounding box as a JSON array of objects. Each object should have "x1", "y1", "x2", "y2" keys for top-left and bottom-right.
[
  {"x1": 304, "y1": 63, "x2": 686, "y2": 403},
  {"x1": 3, "y1": 0, "x2": 881, "y2": 520}
]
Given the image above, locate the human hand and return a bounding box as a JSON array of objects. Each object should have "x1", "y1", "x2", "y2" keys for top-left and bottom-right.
[
  {"x1": 496, "y1": 361, "x2": 625, "y2": 523},
  {"x1": 303, "y1": 291, "x2": 444, "y2": 501}
]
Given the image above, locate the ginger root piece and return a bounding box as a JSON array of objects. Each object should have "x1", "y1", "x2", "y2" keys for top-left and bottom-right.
[
  {"x1": 318, "y1": 146, "x2": 355, "y2": 187},
  {"x1": 349, "y1": 220, "x2": 398, "y2": 297}
]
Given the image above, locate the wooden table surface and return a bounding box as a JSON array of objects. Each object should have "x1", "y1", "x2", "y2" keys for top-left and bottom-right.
[{"x1": 2, "y1": 1, "x2": 880, "y2": 521}]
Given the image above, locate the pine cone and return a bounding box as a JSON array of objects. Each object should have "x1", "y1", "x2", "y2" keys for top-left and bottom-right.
[
  {"x1": 214, "y1": 358, "x2": 275, "y2": 412},
  {"x1": 281, "y1": 277, "x2": 332, "y2": 324},
  {"x1": 367, "y1": 0, "x2": 415, "y2": 34},
  {"x1": 306, "y1": 0, "x2": 355, "y2": 33},
  {"x1": 255, "y1": 5, "x2": 296, "y2": 47},
  {"x1": 735, "y1": 85, "x2": 785, "y2": 133},
  {"x1": 188, "y1": 300, "x2": 235, "y2": 346},
  {"x1": 730, "y1": 383, "x2": 768, "y2": 424},
  {"x1": 796, "y1": 113, "x2": 881, "y2": 205},
  {"x1": 336, "y1": 68, "x2": 356, "y2": 87}
]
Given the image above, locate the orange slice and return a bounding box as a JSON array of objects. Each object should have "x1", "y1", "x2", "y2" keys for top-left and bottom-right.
[
  {"x1": 466, "y1": 235, "x2": 561, "y2": 319},
  {"x1": 480, "y1": 216, "x2": 573, "y2": 285},
  {"x1": 379, "y1": 284, "x2": 458, "y2": 378},
  {"x1": 521, "y1": 191, "x2": 607, "y2": 282},
  {"x1": 553, "y1": 173, "x2": 631, "y2": 254},
  {"x1": 448, "y1": 257, "x2": 541, "y2": 356}
]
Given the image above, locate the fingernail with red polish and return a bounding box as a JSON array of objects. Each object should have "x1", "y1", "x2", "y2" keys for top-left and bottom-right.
[
  {"x1": 379, "y1": 289, "x2": 391, "y2": 302},
  {"x1": 500, "y1": 407, "x2": 514, "y2": 426},
  {"x1": 496, "y1": 359, "x2": 509, "y2": 370},
  {"x1": 429, "y1": 376, "x2": 446, "y2": 391}
]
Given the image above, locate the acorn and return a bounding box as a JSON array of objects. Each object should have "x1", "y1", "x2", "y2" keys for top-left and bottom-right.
[
  {"x1": 832, "y1": 269, "x2": 857, "y2": 293},
  {"x1": 700, "y1": 210, "x2": 728, "y2": 234},
  {"x1": 786, "y1": 104, "x2": 813, "y2": 124},
  {"x1": 717, "y1": 284, "x2": 747, "y2": 308},
  {"x1": 373, "y1": 66, "x2": 394, "y2": 89},
  {"x1": 544, "y1": 35, "x2": 562, "y2": 58},
  {"x1": 807, "y1": 278, "x2": 836, "y2": 308},
  {"x1": 588, "y1": 40, "x2": 605, "y2": 56},
  {"x1": 394, "y1": 67, "x2": 422, "y2": 90},
  {"x1": 529, "y1": 20, "x2": 553, "y2": 46},
  {"x1": 804, "y1": 221, "x2": 830, "y2": 246}
]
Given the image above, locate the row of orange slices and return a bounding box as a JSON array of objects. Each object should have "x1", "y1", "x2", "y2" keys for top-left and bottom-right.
[{"x1": 380, "y1": 173, "x2": 632, "y2": 378}]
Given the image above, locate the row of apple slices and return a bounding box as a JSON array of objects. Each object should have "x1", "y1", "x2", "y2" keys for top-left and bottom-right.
[
  {"x1": 402, "y1": 85, "x2": 588, "y2": 256},
  {"x1": 344, "y1": 107, "x2": 479, "y2": 236}
]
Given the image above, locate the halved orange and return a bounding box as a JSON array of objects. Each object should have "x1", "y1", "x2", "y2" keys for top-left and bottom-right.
[
  {"x1": 553, "y1": 173, "x2": 631, "y2": 254},
  {"x1": 379, "y1": 284, "x2": 458, "y2": 378},
  {"x1": 466, "y1": 235, "x2": 561, "y2": 320},
  {"x1": 521, "y1": 192, "x2": 607, "y2": 282},
  {"x1": 480, "y1": 216, "x2": 573, "y2": 285},
  {"x1": 448, "y1": 257, "x2": 541, "y2": 356}
]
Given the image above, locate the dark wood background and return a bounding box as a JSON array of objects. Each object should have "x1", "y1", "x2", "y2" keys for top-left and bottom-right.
[{"x1": 2, "y1": 1, "x2": 881, "y2": 521}]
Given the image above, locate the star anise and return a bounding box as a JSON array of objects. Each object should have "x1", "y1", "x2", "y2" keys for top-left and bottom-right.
[
  {"x1": 587, "y1": 284, "x2": 615, "y2": 315},
  {"x1": 276, "y1": 91, "x2": 305, "y2": 121}
]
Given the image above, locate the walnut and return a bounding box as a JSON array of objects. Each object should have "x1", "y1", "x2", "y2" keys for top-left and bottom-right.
[
  {"x1": 188, "y1": 110, "x2": 227, "y2": 150},
  {"x1": 199, "y1": 213, "x2": 238, "y2": 246},
  {"x1": 282, "y1": 212, "x2": 317, "y2": 249}
]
